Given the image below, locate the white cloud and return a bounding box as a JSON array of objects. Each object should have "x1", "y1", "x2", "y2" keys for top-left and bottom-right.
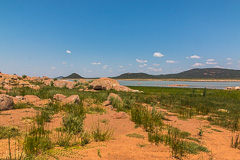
[
  {"x1": 192, "y1": 63, "x2": 204, "y2": 67},
  {"x1": 166, "y1": 60, "x2": 179, "y2": 64},
  {"x1": 227, "y1": 58, "x2": 232, "y2": 60},
  {"x1": 227, "y1": 62, "x2": 232, "y2": 65},
  {"x1": 206, "y1": 61, "x2": 217, "y2": 65},
  {"x1": 153, "y1": 52, "x2": 164, "y2": 58},
  {"x1": 70, "y1": 64, "x2": 74, "y2": 67},
  {"x1": 51, "y1": 67, "x2": 56, "y2": 69},
  {"x1": 66, "y1": 50, "x2": 71, "y2": 54},
  {"x1": 92, "y1": 62, "x2": 101, "y2": 65},
  {"x1": 153, "y1": 63, "x2": 160, "y2": 66},
  {"x1": 62, "y1": 62, "x2": 67, "y2": 64},
  {"x1": 214, "y1": 66, "x2": 223, "y2": 68},
  {"x1": 186, "y1": 55, "x2": 201, "y2": 59},
  {"x1": 103, "y1": 65, "x2": 108, "y2": 69},
  {"x1": 129, "y1": 64, "x2": 132, "y2": 66},
  {"x1": 136, "y1": 59, "x2": 148, "y2": 63},
  {"x1": 139, "y1": 64, "x2": 146, "y2": 67},
  {"x1": 119, "y1": 65, "x2": 123, "y2": 68},
  {"x1": 206, "y1": 59, "x2": 214, "y2": 62},
  {"x1": 148, "y1": 67, "x2": 163, "y2": 72}
]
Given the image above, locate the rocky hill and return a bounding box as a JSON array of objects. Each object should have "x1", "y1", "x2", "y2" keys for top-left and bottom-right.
[
  {"x1": 63, "y1": 73, "x2": 83, "y2": 79},
  {"x1": 112, "y1": 73, "x2": 156, "y2": 79},
  {"x1": 112, "y1": 68, "x2": 240, "y2": 79}
]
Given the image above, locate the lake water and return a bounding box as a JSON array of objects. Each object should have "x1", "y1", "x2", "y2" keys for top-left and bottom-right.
[{"x1": 117, "y1": 80, "x2": 240, "y2": 89}]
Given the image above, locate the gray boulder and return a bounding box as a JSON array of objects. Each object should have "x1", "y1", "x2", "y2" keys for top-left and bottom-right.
[{"x1": 0, "y1": 94, "x2": 13, "y2": 110}]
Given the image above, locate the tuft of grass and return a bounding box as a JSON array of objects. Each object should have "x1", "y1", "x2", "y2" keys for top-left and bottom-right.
[
  {"x1": 87, "y1": 106, "x2": 106, "y2": 115},
  {"x1": 97, "y1": 149, "x2": 101, "y2": 158},
  {"x1": 55, "y1": 132, "x2": 72, "y2": 148},
  {"x1": 186, "y1": 142, "x2": 209, "y2": 154},
  {"x1": 62, "y1": 113, "x2": 85, "y2": 135},
  {"x1": 211, "y1": 128, "x2": 223, "y2": 132},
  {"x1": 203, "y1": 125, "x2": 211, "y2": 128},
  {"x1": 197, "y1": 128, "x2": 204, "y2": 137},
  {"x1": 101, "y1": 119, "x2": 109, "y2": 124},
  {"x1": 92, "y1": 121, "x2": 114, "y2": 142},
  {"x1": 231, "y1": 133, "x2": 240, "y2": 149},
  {"x1": 81, "y1": 131, "x2": 91, "y2": 146},
  {"x1": 137, "y1": 143, "x2": 147, "y2": 148},
  {"x1": 23, "y1": 125, "x2": 53, "y2": 158},
  {"x1": 186, "y1": 137, "x2": 201, "y2": 143},
  {"x1": 126, "y1": 133, "x2": 145, "y2": 139},
  {"x1": 0, "y1": 126, "x2": 20, "y2": 139}
]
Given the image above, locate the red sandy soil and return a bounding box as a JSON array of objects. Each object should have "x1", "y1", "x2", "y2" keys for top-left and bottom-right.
[{"x1": 0, "y1": 106, "x2": 240, "y2": 159}]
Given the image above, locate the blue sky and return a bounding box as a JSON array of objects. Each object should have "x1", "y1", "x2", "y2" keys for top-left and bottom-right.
[{"x1": 0, "y1": 0, "x2": 240, "y2": 78}]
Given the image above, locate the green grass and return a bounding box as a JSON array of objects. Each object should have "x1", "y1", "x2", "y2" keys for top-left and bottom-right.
[
  {"x1": 86, "y1": 106, "x2": 106, "y2": 114},
  {"x1": 0, "y1": 126, "x2": 20, "y2": 139},
  {"x1": 3, "y1": 84, "x2": 240, "y2": 158},
  {"x1": 126, "y1": 133, "x2": 145, "y2": 139},
  {"x1": 13, "y1": 103, "x2": 34, "y2": 109},
  {"x1": 126, "y1": 86, "x2": 240, "y2": 132}
]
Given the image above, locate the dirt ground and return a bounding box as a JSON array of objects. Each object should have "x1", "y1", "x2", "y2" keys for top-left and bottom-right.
[{"x1": 0, "y1": 106, "x2": 240, "y2": 160}]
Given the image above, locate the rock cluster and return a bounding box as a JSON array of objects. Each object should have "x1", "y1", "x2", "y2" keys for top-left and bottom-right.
[
  {"x1": 0, "y1": 73, "x2": 46, "y2": 91},
  {"x1": 225, "y1": 86, "x2": 240, "y2": 90},
  {"x1": 0, "y1": 94, "x2": 13, "y2": 110},
  {"x1": 53, "y1": 94, "x2": 80, "y2": 105},
  {"x1": 89, "y1": 77, "x2": 139, "y2": 92}
]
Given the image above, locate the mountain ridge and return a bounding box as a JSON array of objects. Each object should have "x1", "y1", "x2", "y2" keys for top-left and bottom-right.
[{"x1": 112, "y1": 68, "x2": 240, "y2": 79}]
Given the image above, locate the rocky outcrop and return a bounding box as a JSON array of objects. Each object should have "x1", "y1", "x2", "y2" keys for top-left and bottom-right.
[
  {"x1": 89, "y1": 77, "x2": 140, "y2": 92},
  {"x1": 29, "y1": 85, "x2": 40, "y2": 90},
  {"x1": 24, "y1": 95, "x2": 50, "y2": 107},
  {"x1": 11, "y1": 96, "x2": 27, "y2": 104},
  {"x1": 54, "y1": 80, "x2": 67, "y2": 88},
  {"x1": 4, "y1": 84, "x2": 13, "y2": 90},
  {"x1": 89, "y1": 78, "x2": 120, "y2": 90},
  {"x1": 107, "y1": 93, "x2": 123, "y2": 103},
  {"x1": 19, "y1": 80, "x2": 30, "y2": 87},
  {"x1": 61, "y1": 95, "x2": 80, "y2": 105},
  {"x1": 43, "y1": 79, "x2": 54, "y2": 86},
  {"x1": 0, "y1": 89, "x2": 7, "y2": 94},
  {"x1": 53, "y1": 94, "x2": 67, "y2": 101},
  {"x1": 79, "y1": 79, "x2": 88, "y2": 84},
  {"x1": 225, "y1": 86, "x2": 240, "y2": 90},
  {"x1": 102, "y1": 100, "x2": 111, "y2": 106},
  {"x1": 33, "y1": 99, "x2": 51, "y2": 107},
  {"x1": 29, "y1": 77, "x2": 42, "y2": 82},
  {"x1": 0, "y1": 94, "x2": 13, "y2": 110},
  {"x1": 66, "y1": 81, "x2": 76, "y2": 89},
  {"x1": 24, "y1": 95, "x2": 41, "y2": 104}
]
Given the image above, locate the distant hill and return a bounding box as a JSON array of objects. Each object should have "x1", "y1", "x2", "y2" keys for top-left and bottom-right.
[
  {"x1": 55, "y1": 76, "x2": 64, "y2": 79},
  {"x1": 63, "y1": 73, "x2": 83, "y2": 79},
  {"x1": 112, "y1": 68, "x2": 240, "y2": 79},
  {"x1": 112, "y1": 73, "x2": 156, "y2": 79}
]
